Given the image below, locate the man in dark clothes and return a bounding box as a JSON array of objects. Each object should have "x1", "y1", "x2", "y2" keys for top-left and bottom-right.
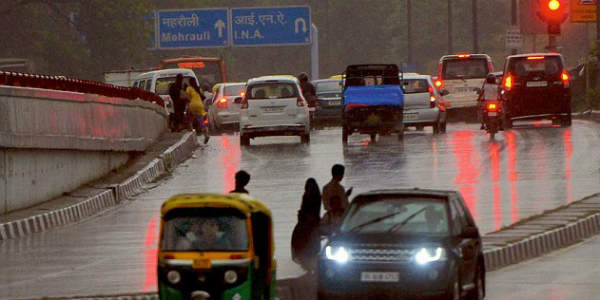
[
  {"x1": 168, "y1": 74, "x2": 186, "y2": 131},
  {"x1": 230, "y1": 170, "x2": 250, "y2": 194}
]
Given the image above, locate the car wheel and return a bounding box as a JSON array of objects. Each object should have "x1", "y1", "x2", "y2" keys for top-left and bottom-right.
[
  {"x1": 342, "y1": 127, "x2": 349, "y2": 144},
  {"x1": 467, "y1": 264, "x2": 485, "y2": 300},
  {"x1": 502, "y1": 114, "x2": 512, "y2": 129},
  {"x1": 240, "y1": 134, "x2": 250, "y2": 146},
  {"x1": 301, "y1": 134, "x2": 310, "y2": 144},
  {"x1": 562, "y1": 114, "x2": 572, "y2": 127}
]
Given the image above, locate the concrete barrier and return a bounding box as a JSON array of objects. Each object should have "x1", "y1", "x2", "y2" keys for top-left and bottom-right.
[{"x1": 0, "y1": 85, "x2": 168, "y2": 214}]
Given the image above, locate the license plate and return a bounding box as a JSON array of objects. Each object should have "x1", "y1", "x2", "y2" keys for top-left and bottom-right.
[
  {"x1": 526, "y1": 81, "x2": 547, "y2": 87},
  {"x1": 361, "y1": 272, "x2": 399, "y2": 282},
  {"x1": 404, "y1": 113, "x2": 418, "y2": 120},
  {"x1": 193, "y1": 259, "x2": 211, "y2": 269},
  {"x1": 487, "y1": 112, "x2": 497, "y2": 116},
  {"x1": 328, "y1": 101, "x2": 340, "y2": 106},
  {"x1": 263, "y1": 106, "x2": 284, "y2": 113}
]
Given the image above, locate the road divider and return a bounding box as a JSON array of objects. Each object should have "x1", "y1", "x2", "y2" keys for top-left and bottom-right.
[{"x1": 0, "y1": 132, "x2": 198, "y2": 241}]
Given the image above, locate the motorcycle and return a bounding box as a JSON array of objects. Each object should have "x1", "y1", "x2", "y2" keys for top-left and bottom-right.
[{"x1": 482, "y1": 100, "x2": 501, "y2": 139}]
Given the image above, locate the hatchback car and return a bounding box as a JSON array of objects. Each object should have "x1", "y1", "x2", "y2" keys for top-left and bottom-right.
[
  {"x1": 401, "y1": 74, "x2": 447, "y2": 134},
  {"x1": 318, "y1": 189, "x2": 485, "y2": 300},
  {"x1": 499, "y1": 53, "x2": 571, "y2": 128},
  {"x1": 208, "y1": 82, "x2": 245, "y2": 130},
  {"x1": 239, "y1": 76, "x2": 310, "y2": 146},
  {"x1": 312, "y1": 79, "x2": 344, "y2": 123}
]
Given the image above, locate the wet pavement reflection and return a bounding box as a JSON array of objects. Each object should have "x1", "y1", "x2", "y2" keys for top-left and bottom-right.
[{"x1": 1, "y1": 120, "x2": 599, "y2": 299}]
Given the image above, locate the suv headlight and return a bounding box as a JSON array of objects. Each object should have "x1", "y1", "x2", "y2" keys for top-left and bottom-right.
[
  {"x1": 325, "y1": 246, "x2": 349, "y2": 263},
  {"x1": 414, "y1": 247, "x2": 447, "y2": 265}
]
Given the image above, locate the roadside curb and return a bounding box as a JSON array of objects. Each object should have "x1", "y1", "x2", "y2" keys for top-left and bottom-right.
[{"x1": 0, "y1": 132, "x2": 197, "y2": 241}]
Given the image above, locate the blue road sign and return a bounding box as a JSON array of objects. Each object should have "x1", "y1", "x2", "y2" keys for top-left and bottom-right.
[
  {"x1": 156, "y1": 8, "x2": 228, "y2": 49},
  {"x1": 231, "y1": 6, "x2": 311, "y2": 46}
]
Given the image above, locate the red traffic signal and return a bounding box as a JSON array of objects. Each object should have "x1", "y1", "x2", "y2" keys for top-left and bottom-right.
[{"x1": 536, "y1": 0, "x2": 568, "y2": 34}]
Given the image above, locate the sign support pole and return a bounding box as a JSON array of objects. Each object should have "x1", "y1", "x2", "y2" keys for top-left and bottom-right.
[{"x1": 311, "y1": 23, "x2": 319, "y2": 80}]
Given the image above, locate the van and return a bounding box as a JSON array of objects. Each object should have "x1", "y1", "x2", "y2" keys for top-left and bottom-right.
[
  {"x1": 133, "y1": 68, "x2": 198, "y2": 114},
  {"x1": 435, "y1": 54, "x2": 494, "y2": 109}
]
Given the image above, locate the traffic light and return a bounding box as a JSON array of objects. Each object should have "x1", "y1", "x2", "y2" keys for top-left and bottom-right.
[{"x1": 536, "y1": 0, "x2": 568, "y2": 34}]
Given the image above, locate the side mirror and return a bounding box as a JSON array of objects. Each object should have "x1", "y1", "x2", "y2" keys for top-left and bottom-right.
[
  {"x1": 440, "y1": 89, "x2": 450, "y2": 96},
  {"x1": 234, "y1": 97, "x2": 243, "y2": 104},
  {"x1": 460, "y1": 226, "x2": 479, "y2": 239}
]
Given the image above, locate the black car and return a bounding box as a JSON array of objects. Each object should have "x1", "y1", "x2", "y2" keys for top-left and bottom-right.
[
  {"x1": 317, "y1": 189, "x2": 485, "y2": 300},
  {"x1": 312, "y1": 79, "x2": 344, "y2": 123},
  {"x1": 499, "y1": 53, "x2": 571, "y2": 128}
]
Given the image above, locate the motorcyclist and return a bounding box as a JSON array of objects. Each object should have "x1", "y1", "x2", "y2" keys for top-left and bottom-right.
[{"x1": 477, "y1": 73, "x2": 501, "y2": 130}]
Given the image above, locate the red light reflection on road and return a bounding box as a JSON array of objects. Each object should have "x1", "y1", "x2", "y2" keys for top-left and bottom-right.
[
  {"x1": 505, "y1": 131, "x2": 519, "y2": 222},
  {"x1": 221, "y1": 136, "x2": 240, "y2": 193},
  {"x1": 489, "y1": 141, "x2": 502, "y2": 230},
  {"x1": 451, "y1": 131, "x2": 479, "y2": 217},
  {"x1": 432, "y1": 139, "x2": 439, "y2": 183},
  {"x1": 142, "y1": 215, "x2": 158, "y2": 292},
  {"x1": 564, "y1": 130, "x2": 573, "y2": 203}
]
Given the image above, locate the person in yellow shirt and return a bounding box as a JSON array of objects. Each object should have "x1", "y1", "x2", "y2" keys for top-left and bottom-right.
[{"x1": 185, "y1": 78, "x2": 210, "y2": 143}]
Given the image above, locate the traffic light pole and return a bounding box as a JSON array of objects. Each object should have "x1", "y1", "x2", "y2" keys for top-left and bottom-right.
[
  {"x1": 548, "y1": 35, "x2": 557, "y2": 52},
  {"x1": 597, "y1": 0, "x2": 600, "y2": 42}
]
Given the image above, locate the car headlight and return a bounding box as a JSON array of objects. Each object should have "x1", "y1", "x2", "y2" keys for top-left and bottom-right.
[
  {"x1": 167, "y1": 270, "x2": 181, "y2": 284},
  {"x1": 224, "y1": 270, "x2": 238, "y2": 284},
  {"x1": 414, "y1": 247, "x2": 447, "y2": 265},
  {"x1": 325, "y1": 246, "x2": 349, "y2": 263}
]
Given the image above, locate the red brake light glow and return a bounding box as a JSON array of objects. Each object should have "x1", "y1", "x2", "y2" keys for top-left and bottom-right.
[
  {"x1": 527, "y1": 56, "x2": 545, "y2": 60},
  {"x1": 504, "y1": 74, "x2": 513, "y2": 90},
  {"x1": 548, "y1": 0, "x2": 560, "y2": 10},
  {"x1": 458, "y1": 53, "x2": 472, "y2": 59},
  {"x1": 240, "y1": 91, "x2": 245, "y2": 97},
  {"x1": 487, "y1": 102, "x2": 498, "y2": 111},
  {"x1": 435, "y1": 80, "x2": 443, "y2": 88},
  {"x1": 561, "y1": 70, "x2": 570, "y2": 87},
  {"x1": 217, "y1": 98, "x2": 228, "y2": 108}
]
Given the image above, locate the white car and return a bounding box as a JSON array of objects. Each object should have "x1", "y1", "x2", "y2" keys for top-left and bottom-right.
[
  {"x1": 401, "y1": 74, "x2": 447, "y2": 133},
  {"x1": 208, "y1": 82, "x2": 245, "y2": 130},
  {"x1": 239, "y1": 76, "x2": 310, "y2": 146},
  {"x1": 133, "y1": 68, "x2": 197, "y2": 115}
]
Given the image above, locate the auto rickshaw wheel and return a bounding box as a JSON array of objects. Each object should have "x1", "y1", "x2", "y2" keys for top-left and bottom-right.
[{"x1": 342, "y1": 126, "x2": 349, "y2": 144}]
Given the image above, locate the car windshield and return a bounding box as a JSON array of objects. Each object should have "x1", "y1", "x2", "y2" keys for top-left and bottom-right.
[
  {"x1": 402, "y1": 79, "x2": 429, "y2": 94},
  {"x1": 340, "y1": 197, "x2": 449, "y2": 236},
  {"x1": 155, "y1": 76, "x2": 193, "y2": 95},
  {"x1": 161, "y1": 208, "x2": 249, "y2": 252},
  {"x1": 315, "y1": 81, "x2": 342, "y2": 94},
  {"x1": 442, "y1": 58, "x2": 489, "y2": 79},
  {"x1": 509, "y1": 57, "x2": 562, "y2": 77},
  {"x1": 246, "y1": 82, "x2": 298, "y2": 99},
  {"x1": 223, "y1": 84, "x2": 245, "y2": 97}
]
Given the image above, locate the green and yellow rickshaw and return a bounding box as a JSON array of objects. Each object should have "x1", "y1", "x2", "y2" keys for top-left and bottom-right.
[{"x1": 157, "y1": 193, "x2": 276, "y2": 300}]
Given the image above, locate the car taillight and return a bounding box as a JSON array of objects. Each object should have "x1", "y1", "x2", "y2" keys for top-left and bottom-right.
[
  {"x1": 217, "y1": 98, "x2": 228, "y2": 108},
  {"x1": 561, "y1": 70, "x2": 570, "y2": 88},
  {"x1": 428, "y1": 86, "x2": 436, "y2": 108},
  {"x1": 486, "y1": 102, "x2": 499, "y2": 112},
  {"x1": 240, "y1": 97, "x2": 248, "y2": 109},
  {"x1": 503, "y1": 74, "x2": 513, "y2": 90},
  {"x1": 434, "y1": 79, "x2": 443, "y2": 89},
  {"x1": 297, "y1": 95, "x2": 305, "y2": 107}
]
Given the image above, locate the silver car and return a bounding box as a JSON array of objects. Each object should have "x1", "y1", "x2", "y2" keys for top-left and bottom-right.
[
  {"x1": 401, "y1": 74, "x2": 447, "y2": 134},
  {"x1": 208, "y1": 82, "x2": 246, "y2": 130}
]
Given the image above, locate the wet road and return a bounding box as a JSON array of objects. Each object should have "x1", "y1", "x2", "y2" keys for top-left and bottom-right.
[
  {"x1": 487, "y1": 234, "x2": 600, "y2": 300},
  {"x1": 1, "y1": 120, "x2": 600, "y2": 299}
]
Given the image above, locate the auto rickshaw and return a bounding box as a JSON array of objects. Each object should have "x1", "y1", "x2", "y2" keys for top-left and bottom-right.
[
  {"x1": 342, "y1": 64, "x2": 405, "y2": 143},
  {"x1": 157, "y1": 193, "x2": 276, "y2": 300}
]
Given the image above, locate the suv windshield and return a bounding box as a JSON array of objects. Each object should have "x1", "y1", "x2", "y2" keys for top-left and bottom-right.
[
  {"x1": 315, "y1": 81, "x2": 342, "y2": 94},
  {"x1": 247, "y1": 82, "x2": 298, "y2": 99},
  {"x1": 161, "y1": 208, "x2": 249, "y2": 252},
  {"x1": 442, "y1": 58, "x2": 488, "y2": 79},
  {"x1": 509, "y1": 56, "x2": 562, "y2": 77},
  {"x1": 340, "y1": 197, "x2": 449, "y2": 235},
  {"x1": 224, "y1": 84, "x2": 245, "y2": 97},
  {"x1": 155, "y1": 76, "x2": 193, "y2": 95},
  {"x1": 402, "y1": 79, "x2": 429, "y2": 94}
]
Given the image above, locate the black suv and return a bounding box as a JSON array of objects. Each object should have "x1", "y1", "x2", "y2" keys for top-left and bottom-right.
[
  {"x1": 317, "y1": 189, "x2": 485, "y2": 300},
  {"x1": 499, "y1": 53, "x2": 571, "y2": 128}
]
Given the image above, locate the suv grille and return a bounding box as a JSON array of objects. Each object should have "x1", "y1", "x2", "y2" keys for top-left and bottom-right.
[{"x1": 349, "y1": 248, "x2": 413, "y2": 263}]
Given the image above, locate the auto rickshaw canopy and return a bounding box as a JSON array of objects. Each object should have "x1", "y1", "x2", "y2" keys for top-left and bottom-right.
[{"x1": 161, "y1": 193, "x2": 272, "y2": 219}]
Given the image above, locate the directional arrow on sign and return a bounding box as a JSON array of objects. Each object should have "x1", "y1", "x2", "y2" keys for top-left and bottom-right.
[
  {"x1": 294, "y1": 18, "x2": 307, "y2": 34},
  {"x1": 214, "y1": 19, "x2": 226, "y2": 38}
]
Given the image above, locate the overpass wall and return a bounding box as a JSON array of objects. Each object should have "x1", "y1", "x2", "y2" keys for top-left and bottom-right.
[{"x1": 0, "y1": 85, "x2": 168, "y2": 214}]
